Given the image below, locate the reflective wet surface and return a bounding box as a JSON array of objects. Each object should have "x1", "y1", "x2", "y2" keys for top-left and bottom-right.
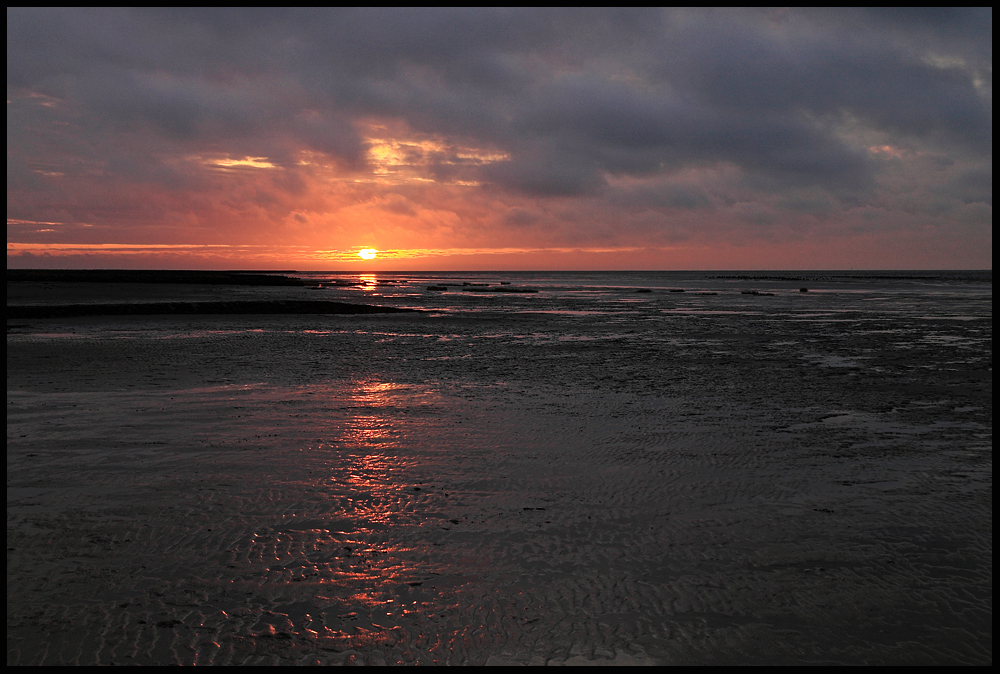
[{"x1": 7, "y1": 271, "x2": 992, "y2": 664}]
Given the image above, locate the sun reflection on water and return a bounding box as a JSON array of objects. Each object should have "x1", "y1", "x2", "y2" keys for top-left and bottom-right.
[
  {"x1": 343, "y1": 381, "x2": 403, "y2": 446},
  {"x1": 254, "y1": 378, "x2": 467, "y2": 650},
  {"x1": 332, "y1": 381, "x2": 413, "y2": 525},
  {"x1": 358, "y1": 274, "x2": 378, "y2": 291}
]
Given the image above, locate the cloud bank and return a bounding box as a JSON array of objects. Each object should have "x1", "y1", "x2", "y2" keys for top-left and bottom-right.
[{"x1": 7, "y1": 8, "x2": 992, "y2": 269}]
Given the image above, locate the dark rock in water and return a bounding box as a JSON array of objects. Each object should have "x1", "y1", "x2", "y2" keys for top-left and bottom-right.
[
  {"x1": 426, "y1": 285, "x2": 448, "y2": 291},
  {"x1": 800, "y1": 287, "x2": 809, "y2": 292},
  {"x1": 461, "y1": 286, "x2": 537, "y2": 293}
]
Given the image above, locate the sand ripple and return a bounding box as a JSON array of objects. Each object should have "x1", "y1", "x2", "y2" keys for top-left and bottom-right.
[{"x1": 7, "y1": 290, "x2": 991, "y2": 664}]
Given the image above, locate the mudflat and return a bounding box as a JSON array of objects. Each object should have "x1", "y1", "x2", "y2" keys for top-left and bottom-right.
[{"x1": 7, "y1": 273, "x2": 992, "y2": 665}]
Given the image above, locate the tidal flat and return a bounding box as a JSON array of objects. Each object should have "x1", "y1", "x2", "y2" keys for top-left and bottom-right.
[{"x1": 7, "y1": 271, "x2": 992, "y2": 664}]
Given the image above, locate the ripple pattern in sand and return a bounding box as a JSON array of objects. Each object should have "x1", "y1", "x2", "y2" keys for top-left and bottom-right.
[
  {"x1": 8, "y1": 376, "x2": 991, "y2": 664},
  {"x1": 7, "y1": 287, "x2": 991, "y2": 664}
]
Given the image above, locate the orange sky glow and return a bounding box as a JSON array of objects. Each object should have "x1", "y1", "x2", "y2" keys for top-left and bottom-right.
[{"x1": 7, "y1": 9, "x2": 991, "y2": 270}]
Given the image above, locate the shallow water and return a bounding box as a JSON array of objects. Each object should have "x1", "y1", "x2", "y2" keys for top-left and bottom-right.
[{"x1": 6, "y1": 271, "x2": 992, "y2": 664}]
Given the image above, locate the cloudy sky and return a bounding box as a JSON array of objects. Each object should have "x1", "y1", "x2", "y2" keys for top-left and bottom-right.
[{"x1": 7, "y1": 8, "x2": 992, "y2": 270}]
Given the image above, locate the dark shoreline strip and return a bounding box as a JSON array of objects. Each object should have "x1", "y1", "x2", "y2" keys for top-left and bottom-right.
[
  {"x1": 7, "y1": 301, "x2": 419, "y2": 319},
  {"x1": 7, "y1": 269, "x2": 304, "y2": 286}
]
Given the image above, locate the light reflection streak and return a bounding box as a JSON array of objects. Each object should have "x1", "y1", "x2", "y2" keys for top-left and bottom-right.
[
  {"x1": 336, "y1": 381, "x2": 410, "y2": 525},
  {"x1": 266, "y1": 379, "x2": 460, "y2": 635},
  {"x1": 358, "y1": 273, "x2": 378, "y2": 291}
]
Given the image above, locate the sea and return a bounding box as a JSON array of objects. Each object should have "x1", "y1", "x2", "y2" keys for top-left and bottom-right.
[{"x1": 6, "y1": 270, "x2": 992, "y2": 665}]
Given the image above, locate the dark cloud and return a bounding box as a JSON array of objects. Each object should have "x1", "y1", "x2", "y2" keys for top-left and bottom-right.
[
  {"x1": 480, "y1": 142, "x2": 606, "y2": 197},
  {"x1": 6, "y1": 7, "x2": 992, "y2": 255},
  {"x1": 502, "y1": 207, "x2": 540, "y2": 228},
  {"x1": 9, "y1": 9, "x2": 989, "y2": 167},
  {"x1": 942, "y1": 166, "x2": 993, "y2": 206}
]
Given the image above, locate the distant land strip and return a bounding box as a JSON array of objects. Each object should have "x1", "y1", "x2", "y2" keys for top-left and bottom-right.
[
  {"x1": 7, "y1": 269, "x2": 304, "y2": 286},
  {"x1": 708, "y1": 273, "x2": 991, "y2": 281},
  {"x1": 7, "y1": 301, "x2": 419, "y2": 319}
]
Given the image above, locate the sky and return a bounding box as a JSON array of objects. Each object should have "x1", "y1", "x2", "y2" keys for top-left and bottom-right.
[{"x1": 7, "y1": 8, "x2": 992, "y2": 270}]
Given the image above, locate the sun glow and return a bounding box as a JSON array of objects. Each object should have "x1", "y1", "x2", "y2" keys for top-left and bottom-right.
[
  {"x1": 358, "y1": 248, "x2": 378, "y2": 260},
  {"x1": 203, "y1": 156, "x2": 278, "y2": 169}
]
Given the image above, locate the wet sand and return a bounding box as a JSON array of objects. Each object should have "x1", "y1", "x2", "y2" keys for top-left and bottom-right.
[
  {"x1": 6, "y1": 278, "x2": 992, "y2": 665},
  {"x1": 8, "y1": 301, "x2": 417, "y2": 319}
]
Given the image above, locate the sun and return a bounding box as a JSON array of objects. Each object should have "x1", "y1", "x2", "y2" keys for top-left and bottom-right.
[{"x1": 358, "y1": 248, "x2": 378, "y2": 260}]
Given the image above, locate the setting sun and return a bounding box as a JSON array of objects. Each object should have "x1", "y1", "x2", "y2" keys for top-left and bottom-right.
[{"x1": 358, "y1": 248, "x2": 378, "y2": 260}]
